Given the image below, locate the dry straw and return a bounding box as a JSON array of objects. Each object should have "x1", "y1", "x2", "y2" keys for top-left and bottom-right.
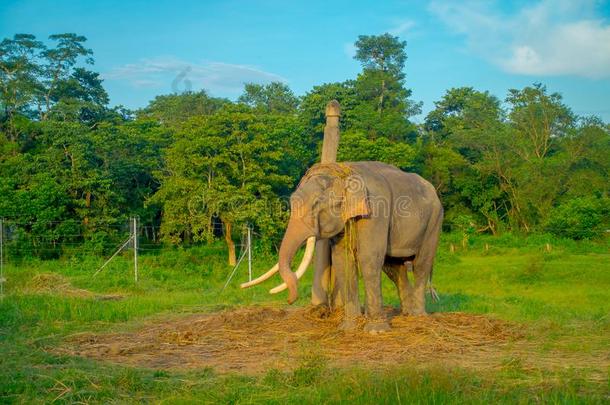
[{"x1": 60, "y1": 306, "x2": 530, "y2": 374}]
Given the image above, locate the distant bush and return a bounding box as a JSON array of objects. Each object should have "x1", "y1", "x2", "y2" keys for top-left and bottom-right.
[{"x1": 545, "y1": 197, "x2": 609, "y2": 240}]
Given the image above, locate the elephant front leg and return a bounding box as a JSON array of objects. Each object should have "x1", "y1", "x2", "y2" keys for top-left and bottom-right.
[
  {"x1": 331, "y1": 239, "x2": 359, "y2": 331},
  {"x1": 361, "y1": 255, "x2": 391, "y2": 333},
  {"x1": 311, "y1": 240, "x2": 332, "y2": 307}
]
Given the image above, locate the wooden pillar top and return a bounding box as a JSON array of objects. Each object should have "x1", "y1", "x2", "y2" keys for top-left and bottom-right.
[
  {"x1": 321, "y1": 100, "x2": 341, "y2": 163},
  {"x1": 325, "y1": 100, "x2": 341, "y2": 118}
]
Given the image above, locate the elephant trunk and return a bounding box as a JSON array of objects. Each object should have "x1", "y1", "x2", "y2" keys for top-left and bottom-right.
[{"x1": 277, "y1": 217, "x2": 315, "y2": 304}]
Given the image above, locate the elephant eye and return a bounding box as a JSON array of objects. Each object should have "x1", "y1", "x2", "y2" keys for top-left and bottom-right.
[{"x1": 313, "y1": 193, "x2": 331, "y2": 214}]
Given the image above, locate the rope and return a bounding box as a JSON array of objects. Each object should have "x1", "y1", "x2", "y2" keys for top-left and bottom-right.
[
  {"x1": 298, "y1": 162, "x2": 354, "y2": 188},
  {"x1": 342, "y1": 219, "x2": 361, "y2": 311}
]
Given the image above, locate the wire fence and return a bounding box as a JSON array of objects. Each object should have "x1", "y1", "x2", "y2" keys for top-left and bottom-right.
[
  {"x1": 0, "y1": 217, "x2": 258, "y2": 297},
  {"x1": 0, "y1": 218, "x2": 256, "y2": 255}
]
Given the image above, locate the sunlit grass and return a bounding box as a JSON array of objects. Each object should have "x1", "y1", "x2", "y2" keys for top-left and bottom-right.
[{"x1": 0, "y1": 233, "x2": 608, "y2": 403}]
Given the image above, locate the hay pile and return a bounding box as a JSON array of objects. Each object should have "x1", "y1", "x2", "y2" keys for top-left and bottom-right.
[
  {"x1": 25, "y1": 273, "x2": 123, "y2": 300},
  {"x1": 26, "y1": 273, "x2": 94, "y2": 297},
  {"x1": 62, "y1": 306, "x2": 524, "y2": 373}
]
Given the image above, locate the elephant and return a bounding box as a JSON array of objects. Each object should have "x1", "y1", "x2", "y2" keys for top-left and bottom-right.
[{"x1": 242, "y1": 161, "x2": 443, "y2": 333}]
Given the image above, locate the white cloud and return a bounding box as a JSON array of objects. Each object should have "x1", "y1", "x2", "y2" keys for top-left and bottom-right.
[
  {"x1": 130, "y1": 79, "x2": 163, "y2": 88},
  {"x1": 389, "y1": 19, "x2": 416, "y2": 36},
  {"x1": 103, "y1": 57, "x2": 287, "y2": 95},
  {"x1": 429, "y1": 0, "x2": 610, "y2": 78}
]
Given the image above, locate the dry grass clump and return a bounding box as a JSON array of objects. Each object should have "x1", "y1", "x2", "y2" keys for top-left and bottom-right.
[
  {"x1": 25, "y1": 273, "x2": 124, "y2": 300},
  {"x1": 26, "y1": 273, "x2": 93, "y2": 297},
  {"x1": 61, "y1": 306, "x2": 526, "y2": 373}
]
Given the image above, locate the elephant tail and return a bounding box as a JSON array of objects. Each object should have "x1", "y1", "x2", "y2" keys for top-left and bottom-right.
[{"x1": 427, "y1": 267, "x2": 440, "y2": 302}]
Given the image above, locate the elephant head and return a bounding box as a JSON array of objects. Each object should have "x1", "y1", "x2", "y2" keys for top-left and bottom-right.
[{"x1": 242, "y1": 164, "x2": 370, "y2": 303}]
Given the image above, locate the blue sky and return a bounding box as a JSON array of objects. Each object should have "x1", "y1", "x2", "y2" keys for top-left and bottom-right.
[{"x1": 2, "y1": 0, "x2": 610, "y2": 122}]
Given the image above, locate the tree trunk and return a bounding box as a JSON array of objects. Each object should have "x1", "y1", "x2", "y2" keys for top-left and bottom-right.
[
  {"x1": 84, "y1": 191, "x2": 91, "y2": 225},
  {"x1": 224, "y1": 221, "x2": 237, "y2": 266},
  {"x1": 378, "y1": 79, "x2": 385, "y2": 115}
]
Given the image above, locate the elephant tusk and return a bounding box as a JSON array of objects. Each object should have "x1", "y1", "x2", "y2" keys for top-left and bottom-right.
[
  {"x1": 269, "y1": 236, "x2": 316, "y2": 294},
  {"x1": 240, "y1": 263, "x2": 279, "y2": 288}
]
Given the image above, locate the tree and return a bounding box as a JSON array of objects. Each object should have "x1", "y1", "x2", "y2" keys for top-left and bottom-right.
[
  {"x1": 498, "y1": 85, "x2": 577, "y2": 230},
  {"x1": 506, "y1": 83, "x2": 575, "y2": 161},
  {"x1": 138, "y1": 90, "x2": 228, "y2": 129},
  {"x1": 423, "y1": 87, "x2": 507, "y2": 233},
  {"x1": 352, "y1": 34, "x2": 420, "y2": 141},
  {"x1": 0, "y1": 34, "x2": 45, "y2": 138},
  {"x1": 558, "y1": 117, "x2": 609, "y2": 200},
  {"x1": 298, "y1": 81, "x2": 357, "y2": 165},
  {"x1": 39, "y1": 34, "x2": 95, "y2": 120},
  {"x1": 423, "y1": 83, "x2": 607, "y2": 235},
  {"x1": 0, "y1": 33, "x2": 112, "y2": 130},
  {"x1": 355, "y1": 34, "x2": 406, "y2": 77},
  {"x1": 151, "y1": 104, "x2": 299, "y2": 264},
  {"x1": 238, "y1": 82, "x2": 299, "y2": 113},
  {"x1": 545, "y1": 197, "x2": 609, "y2": 240},
  {"x1": 338, "y1": 130, "x2": 416, "y2": 170},
  {"x1": 47, "y1": 67, "x2": 110, "y2": 124}
]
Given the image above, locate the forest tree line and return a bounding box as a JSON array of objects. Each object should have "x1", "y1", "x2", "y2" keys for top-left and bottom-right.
[{"x1": 0, "y1": 33, "x2": 608, "y2": 258}]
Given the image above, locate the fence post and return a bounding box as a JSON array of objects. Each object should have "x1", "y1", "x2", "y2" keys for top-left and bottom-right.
[
  {"x1": 132, "y1": 217, "x2": 139, "y2": 283},
  {"x1": 0, "y1": 218, "x2": 4, "y2": 299},
  {"x1": 247, "y1": 226, "x2": 252, "y2": 282}
]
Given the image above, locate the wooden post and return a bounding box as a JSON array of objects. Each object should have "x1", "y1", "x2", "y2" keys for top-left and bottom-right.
[
  {"x1": 247, "y1": 226, "x2": 252, "y2": 282},
  {"x1": 321, "y1": 100, "x2": 341, "y2": 162},
  {"x1": 0, "y1": 218, "x2": 4, "y2": 299},
  {"x1": 132, "y1": 217, "x2": 138, "y2": 283},
  {"x1": 312, "y1": 100, "x2": 341, "y2": 307}
]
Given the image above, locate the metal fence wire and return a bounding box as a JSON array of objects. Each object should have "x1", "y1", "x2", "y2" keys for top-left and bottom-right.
[{"x1": 0, "y1": 217, "x2": 255, "y2": 290}]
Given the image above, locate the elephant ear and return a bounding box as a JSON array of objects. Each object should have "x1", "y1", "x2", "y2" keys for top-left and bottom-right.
[{"x1": 342, "y1": 175, "x2": 370, "y2": 222}]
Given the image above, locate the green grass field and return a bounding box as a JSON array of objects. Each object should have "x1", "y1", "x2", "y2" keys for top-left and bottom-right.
[{"x1": 1, "y1": 234, "x2": 609, "y2": 404}]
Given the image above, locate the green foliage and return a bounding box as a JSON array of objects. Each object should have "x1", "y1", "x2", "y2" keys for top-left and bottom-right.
[
  {"x1": 137, "y1": 90, "x2": 228, "y2": 129},
  {"x1": 1, "y1": 30, "x2": 609, "y2": 261},
  {"x1": 545, "y1": 197, "x2": 609, "y2": 240},
  {"x1": 0, "y1": 117, "x2": 169, "y2": 253},
  {"x1": 299, "y1": 81, "x2": 358, "y2": 135},
  {"x1": 424, "y1": 84, "x2": 609, "y2": 235},
  {"x1": 338, "y1": 130, "x2": 415, "y2": 169},
  {"x1": 354, "y1": 33, "x2": 407, "y2": 75},
  {"x1": 352, "y1": 33, "x2": 420, "y2": 140},
  {"x1": 151, "y1": 104, "x2": 298, "y2": 245},
  {"x1": 238, "y1": 81, "x2": 299, "y2": 113},
  {"x1": 0, "y1": 33, "x2": 111, "y2": 130}
]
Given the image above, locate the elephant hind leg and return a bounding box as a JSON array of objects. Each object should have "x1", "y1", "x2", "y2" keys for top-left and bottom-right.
[
  {"x1": 383, "y1": 262, "x2": 412, "y2": 315},
  {"x1": 411, "y1": 262, "x2": 430, "y2": 315},
  {"x1": 411, "y1": 209, "x2": 443, "y2": 315}
]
